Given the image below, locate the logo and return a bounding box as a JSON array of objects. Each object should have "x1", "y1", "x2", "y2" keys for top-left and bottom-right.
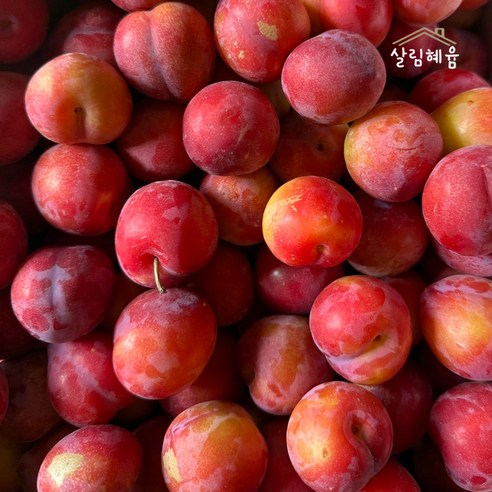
[{"x1": 391, "y1": 27, "x2": 459, "y2": 69}]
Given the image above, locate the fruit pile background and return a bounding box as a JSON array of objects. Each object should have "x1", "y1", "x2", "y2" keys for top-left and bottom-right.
[{"x1": 1, "y1": 0, "x2": 492, "y2": 491}]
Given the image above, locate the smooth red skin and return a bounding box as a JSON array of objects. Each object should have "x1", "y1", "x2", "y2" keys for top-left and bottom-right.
[
  {"x1": 0, "y1": 350, "x2": 61, "y2": 443},
  {"x1": 25, "y1": 52, "x2": 133, "y2": 145},
  {"x1": 42, "y1": 0, "x2": 123, "y2": 67},
  {"x1": 186, "y1": 241, "x2": 254, "y2": 327},
  {"x1": 116, "y1": 99, "x2": 194, "y2": 182},
  {"x1": 412, "y1": 436, "x2": 469, "y2": 492},
  {"x1": 133, "y1": 416, "x2": 171, "y2": 492},
  {"x1": 47, "y1": 331, "x2": 136, "y2": 427},
  {"x1": 362, "y1": 360, "x2": 433, "y2": 454},
  {"x1": 0, "y1": 366, "x2": 8, "y2": 425},
  {"x1": 384, "y1": 270, "x2": 426, "y2": 347},
  {"x1": 237, "y1": 314, "x2": 334, "y2": 416},
  {"x1": 269, "y1": 112, "x2": 348, "y2": 183},
  {"x1": 113, "y1": 2, "x2": 216, "y2": 101},
  {"x1": 310, "y1": 275, "x2": 412, "y2": 385},
  {"x1": 0, "y1": 72, "x2": 40, "y2": 166},
  {"x1": 262, "y1": 176, "x2": 363, "y2": 268},
  {"x1": 347, "y1": 192, "x2": 430, "y2": 277},
  {"x1": 433, "y1": 239, "x2": 492, "y2": 277},
  {"x1": 0, "y1": 0, "x2": 49, "y2": 63},
  {"x1": 115, "y1": 180, "x2": 218, "y2": 287},
  {"x1": 0, "y1": 288, "x2": 38, "y2": 359},
  {"x1": 18, "y1": 423, "x2": 76, "y2": 492},
  {"x1": 409, "y1": 68, "x2": 490, "y2": 113},
  {"x1": 199, "y1": 166, "x2": 279, "y2": 246},
  {"x1": 254, "y1": 243, "x2": 345, "y2": 315},
  {"x1": 345, "y1": 101, "x2": 443, "y2": 203},
  {"x1": 162, "y1": 400, "x2": 268, "y2": 492},
  {"x1": 379, "y1": 19, "x2": 438, "y2": 79},
  {"x1": 0, "y1": 201, "x2": 28, "y2": 289},
  {"x1": 37, "y1": 424, "x2": 142, "y2": 492},
  {"x1": 420, "y1": 274, "x2": 492, "y2": 381},
  {"x1": 318, "y1": 0, "x2": 392, "y2": 47},
  {"x1": 287, "y1": 381, "x2": 393, "y2": 492},
  {"x1": 183, "y1": 80, "x2": 280, "y2": 175},
  {"x1": 32, "y1": 143, "x2": 132, "y2": 236},
  {"x1": 431, "y1": 88, "x2": 492, "y2": 155},
  {"x1": 110, "y1": 0, "x2": 162, "y2": 10},
  {"x1": 421, "y1": 145, "x2": 492, "y2": 256},
  {"x1": 214, "y1": 0, "x2": 310, "y2": 83},
  {"x1": 281, "y1": 29, "x2": 386, "y2": 125},
  {"x1": 429, "y1": 382, "x2": 492, "y2": 491},
  {"x1": 11, "y1": 245, "x2": 115, "y2": 344},
  {"x1": 259, "y1": 417, "x2": 314, "y2": 492},
  {"x1": 393, "y1": 0, "x2": 462, "y2": 24},
  {"x1": 160, "y1": 330, "x2": 245, "y2": 417},
  {"x1": 359, "y1": 459, "x2": 421, "y2": 492},
  {"x1": 112, "y1": 288, "x2": 217, "y2": 400}
]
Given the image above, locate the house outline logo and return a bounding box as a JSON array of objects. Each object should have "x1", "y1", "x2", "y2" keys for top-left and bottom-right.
[{"x1": 392, "y1": 27, "x2": 457, "y2": 47}]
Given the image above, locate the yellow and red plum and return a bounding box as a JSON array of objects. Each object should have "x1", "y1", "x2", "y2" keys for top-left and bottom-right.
[
  {"x1": 25, "y1": 52, "x2": 133, "y2": 145},
  {"x1": 112, "y1": 288, "x2": 217, "y2": 400},
  {"x1": 420, "y1": 274, "x2": 492, "y2": 381},
  {"x1": 162, "y1": 400, "x2": 268, "y2": 491},
  {"x1": 262, "y1": 176, "x2": 363, "y2": 268},
  {"x1": 286, "y1": 381, "x2": 393, "y2": 492},
  {"x1": 359, "y1": 459, "x2": 421, "y2": 492}
]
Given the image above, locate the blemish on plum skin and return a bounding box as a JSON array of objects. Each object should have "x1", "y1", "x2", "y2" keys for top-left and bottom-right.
[
  {"x1": 163, "y1": 447, "x2": 182, "y2": 483},
  {"x1": 47, "y1": 453, "x2": 84, "y2": 487},
  {"x1": 257, "y1": 21, "x2": 278, "y2": 41}
]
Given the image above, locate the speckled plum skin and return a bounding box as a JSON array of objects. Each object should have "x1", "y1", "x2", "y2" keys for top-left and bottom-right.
[
  {"x1": 32, "y1": 143, "x2": 132, "y2": 236},
  {"x1": 112, "y1": 288, "x2": 217, "y2": 400},
  {"x1": 214, "y1": 0, "x2": 311, "y2": 83},
  {"x1": 0, "y1": 72, "x2": 41, "y2": 166},
  {"x1": 114, "y1": 180, "x2": 219, "y2": 288},
  {"x1": 47, "y1": 331, "x2": 135, "y2": 427},
  {"x1": 162, "y1": 400, "x2": 268, "y2": 492},
  {"x1": 0, "y1": 201, "x2": 28, "y2": 289},
  {"x1": 310, "y1": 275, "x2": 412, "y2": 385},
  {"x1": 287, "y1": 381, "x2": 393, "y2": 492},
  {"x1": 11, "y1": 245, "x2": 115, "y2": 344},
  {"x1": 37, "y1": 424, "x2": 142, "y2": 492},
  {"x1": 113, "y1": 2, "x2": 216, "y2": 101},
  {"x1": 183, "y1": 80, "x2": 280, "y2": 175},
  {"x1": 281, "y1": 29, "x2": 386, "y2": 125},
  {"x1": 0, "y1": 0, "x2": 49, "y2": 63},
  {"x1": 393, "y1": 0, "x2": 462, "y2": 25},
  {"x1": 199, "y1": 166, "x2": 279, "y2": 245},
  {"x1": 347, "y1": 192, "x2": 430, "y2": 277},
  {"x1": 25, "y1": 52, "x2": 133, "y2": 145},
  {"x1": 428, "y1": 382, "x2": 492, "y2": 491},
  {"x1": 421, "y1": 145, "x2": 492, "y2": 257},
  {"x1": 420, "y1": 274, "x2": 492, "y2": 381},
  {"x1": 344, "y1": 101, "x2": 443, "y2": 203},
  {"x1": 262, "y1": 176, "x2": 363, "y2": 268},
  {"x1": 237, "y1": 314, "x2": 334, "y2": 415}
]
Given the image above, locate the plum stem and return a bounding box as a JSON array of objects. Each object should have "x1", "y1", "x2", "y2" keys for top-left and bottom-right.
[{"x1": 153, "y1": 256, "x2": 166, "y2": 294}]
